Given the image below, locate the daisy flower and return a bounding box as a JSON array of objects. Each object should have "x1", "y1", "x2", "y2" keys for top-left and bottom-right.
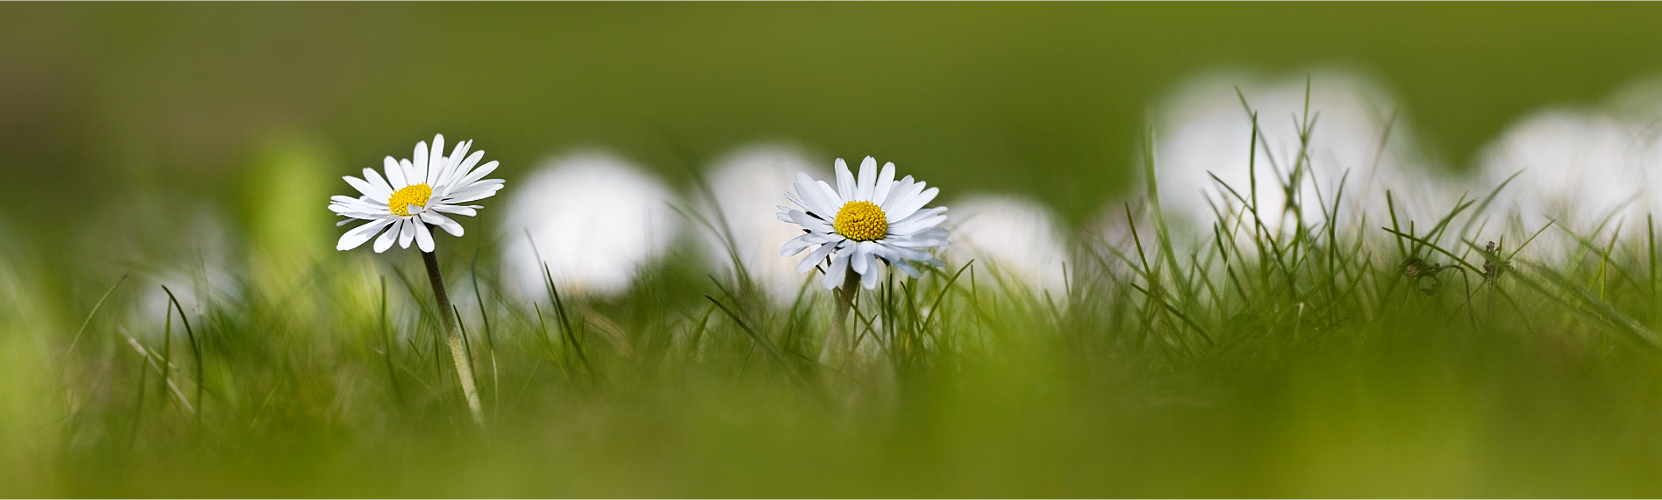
[
  {"x1": 327, "y1": 134, "x2": 499, "y2": 423},
  {"x1": 945, "y1": 195, "x2": 1069, "y2": 297},
  {"x1": 1477, "y1": 109, "x2": 1662, "y2": 254},
  {"x1": 1151, "y1": 69, "x2": 1461, "y2": 245},
  {"x1": 701, "y1": 143, "x2": 828, "y2": 305},
  {"x1": 778, "y1": 156, "x2": 950, "y2": 290},
  {"x1": 329, "y1": 134, "x2": 504, "y2": 253},
  {"x1": 501, "y1": 151, "x2": 679, "y2": 298}
]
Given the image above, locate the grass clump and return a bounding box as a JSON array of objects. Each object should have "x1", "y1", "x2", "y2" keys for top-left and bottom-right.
[{"x1": 10, "y1": 99, "x2": 1662, "y2": 496}]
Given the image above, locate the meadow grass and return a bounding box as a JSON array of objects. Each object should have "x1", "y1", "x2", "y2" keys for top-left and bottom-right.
[{"x1": 7, "y1": 113, "x2": 1662, "y2": 497}]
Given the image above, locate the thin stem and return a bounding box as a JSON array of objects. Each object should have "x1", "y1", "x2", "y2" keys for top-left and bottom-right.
[
  {"x1": 66, "y1": 274, "x2": 127, "y2": 360},
  {"x1": 160, "y1": 285, "x2": 203, "y2": 430},
  {"x1": 819, "y1": 268, "x2": 861, "y2": 367},
  {"x1": 423, "y1": 249, "x2": 484, "y2": 425}
]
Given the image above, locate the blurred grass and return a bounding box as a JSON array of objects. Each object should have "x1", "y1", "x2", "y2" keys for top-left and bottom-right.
[
  {"x1": 17, "y1": 146, "x2": 1662, "y2": 496},
  {"x1": 6, "y1": 3, "x2": 1662, "y2": 497}
]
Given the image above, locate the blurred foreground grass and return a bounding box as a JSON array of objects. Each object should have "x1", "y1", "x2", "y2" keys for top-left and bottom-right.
[{"x1": 8, "y1": 141, "x2": 1662, "y2": 497}]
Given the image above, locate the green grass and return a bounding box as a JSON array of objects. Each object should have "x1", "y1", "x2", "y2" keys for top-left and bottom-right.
[{"x1": 8, "y1": 116, "x2": 1662, "y2": 497}]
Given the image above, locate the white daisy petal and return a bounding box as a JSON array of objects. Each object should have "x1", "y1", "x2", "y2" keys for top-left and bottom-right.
[
  {"x1": 834, "y1": 158, "x2": 855, "y2": 201},
  {"x1": 898, "y1": 227, "x2": 951, "y2": 247},
  {"x1": 396, "y1": 213, "x2": 417, "y2": 248},
  {"x1": 443, "y1": 184, "x2": 504, "y2": 204},
  {"x1": 446, "y1": 139, "x2": 471, "y2": 176},
  {"x1": 431, "y1": 204, "x2": 479, "y2": 217},
  {"x1": 781, "y1": 232, "x2": 822, "y2": 256},
  {"x1": 785, "y1": 209, "x2": 834, "y2": 234},
  {"x1": 795, "y1": 173, "x2": 833, "y2": 215},
  {"x1": 855, "y1": 156, "x2": 877, "y2": 201},
  {"x1": 876, "y1": 241, "x2": 934, "y2": 262},
  {"x1": 886, "y1": 186, "x2": 939, "y2": 222},
  {"x1": 455, "y1": 160, "x2": 500, "y2": 190},
  {"x1": 331, "y1": 209, "x2": 382, "y2": 220},
  {"x1": 413, "y1": 140, "x2": 431, "y2": 186},
  {"x1": 881, "y1": 176, "x2": 917, "y2": 212},
  {"x1": 337, "y1": 218, "x2": 393, "y2": 251},
  {"x1": 890, "y1": 259, "x2": 922, "y2": 279},
  {"x1": 414, "y1": 221, "x2": 436, "y2": 253},
  {"x1": 384, "y1": 156, "x2": 407, "y2": 187},
  {"x1": 858, "y1": 240, "x2": 885, "y2": 273},
  {"x1": 802, "y1": 188, "x2": 836, "y2": 219},
  {"x1": 889, "y1": 212, "x2": 948, "y2": 235},
  {"x1": 445, "y1": 190, "x2": 503, "y2": 205},
  {"x1": 343, "y1": 175, "x2": 385, "y2": 200},
  {"x1": 850, "y1": 242, "x2": 871, "y2": 275},
  {"x1": 785, "y1": 191, "x2": 811, "y2": 214},
  {"x1": 440, "y1": 185, "x2": 494, "y2": 205},
  {"x1": 427, "y1": 134, "x2": 446, "y2": 185},
  {"x1": 363, "y1": 168, "x2": 395, "y2": 197},
  {"x1": 443, "y1": 147, "x2": 481, "y2": 189},
  {"x1": 860, "y1": 254, "x2": 882, "y2": 289},
  {"x1": 871, "y1": 244, "x2": 923, "y2": 278},
  {"x1": 330, "y1": 196, "x2": 384, "y2": 214},
  {"x1": 892, "y1": 206, "x2": 948, "y2": 227},
  {"x1": 440, "y1": 148, "x2": 469, "y2": 189},
  {"x1": 816, "y1": 179, "x2": 844, "y2": 207},
  {"x1": 374, "y1": 221, "x2": 401, "y2": 253},
  {"x1": 399, "y1": 159, "x2": 417, "y2": 187},
  {"x1": 420, "y1": 211, "x2": 465, "y2": 237},
  {"x1": 823, "y1": 248, "x2": 851, "y2": 290},
  {"x1": 796, "y1": 239, "x2": 840, "y2": 272},
  {"x1": 792, "y1": 183, "x2": 829, "y2": 218},
  {"x1": 872, "y1": 162, "x2": 897, "y2": 206}
]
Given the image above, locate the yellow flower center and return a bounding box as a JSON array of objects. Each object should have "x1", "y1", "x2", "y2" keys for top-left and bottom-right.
[
  {"x1": 387, "y1": 183, "x2": 433, "y2": 217},
  {"x1": 833, "y1": 200, "x2": 888, "y2": 242}
]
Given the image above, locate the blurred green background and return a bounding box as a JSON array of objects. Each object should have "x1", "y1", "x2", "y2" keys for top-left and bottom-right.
[
  {"x1": 7, "y1": 4, "x2": 1662, "y2": 497},
  {"x1": 4, "y1": 2, "x2": 1662, "y2": 236}
]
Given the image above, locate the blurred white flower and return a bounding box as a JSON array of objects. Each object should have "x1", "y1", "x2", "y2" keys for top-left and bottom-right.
[
  {"x1": 501, "y1": 151, "x2": 679, "y2": 299},
  {"x1": 944, "y1": 195, "x2": 1070, "y2": 298},
  {"x1": 780, "y1": 156, "x2": 951, "y2": 290},
  {"x1": 700, "y1": 144, "x2": 827, "y2": 304},
  {"x1": 1476, "y1": 110, "x2": 1662, "y2": 251},
  {"x1": 1149, "y1": 69, "x2": 1461, "y2": 243},
  {"x1": 330, "y1": 134, "x2": 504, "y2": 253},
  {"x1": 136, "y1": 269, "x2": 235, "y2": 328},
  {"x1": 129, "y1": 210, "x2": 240, "y2": 336}
]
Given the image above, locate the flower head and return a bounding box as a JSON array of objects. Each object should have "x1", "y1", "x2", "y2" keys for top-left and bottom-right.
[
  {"x1": 778, "y1": 156, "x2": 949, "y2": 290},
  {"x1": 945, "y1": 195, "x2": 1069, "y2": 297},
  {"x1": 1152, "y1": 70, "x2": 1459, "y2": 244},
  {"x1": 330, "y1": 134, "x2": 504, "y2": 253},
  {"x1": 501, "y1": 151, "x2": 679, "y2": 298},
  {"x1": 701, "y1": 144, "x2": 828, "y2": 305}
]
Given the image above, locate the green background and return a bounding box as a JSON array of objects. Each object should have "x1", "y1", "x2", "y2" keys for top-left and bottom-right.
[{"x1": 2, "y1": 2, "x2": 1659, "y2": 234}]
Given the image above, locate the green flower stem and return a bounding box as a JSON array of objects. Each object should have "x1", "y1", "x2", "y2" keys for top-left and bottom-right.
[
  {"x1": 423, "y1": 248, "x2": 484, "y2": 425},
  {"x1": 820, "y1": 267, "x2": 861, "y2": 367}
]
